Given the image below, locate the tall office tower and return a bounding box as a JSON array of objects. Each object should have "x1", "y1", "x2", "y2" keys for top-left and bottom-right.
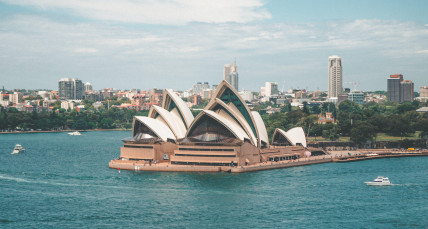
[
  {"x1": 388, "y1": 74, "x2": 404, "y2": 102},
  {"x1": 400, "y1": 80, "x2": 414, "y2": 102},
  {"x1": 264, "y1": 82, "x2": 279, "y2": 97},
  {"x1": 58, "y1": 78, "x2": 84, "y2": 100},
  {"x1": 387, "y1": 74, "x2": 403, "y2": 102},
  {"x1": 84, "y1": 82, "x2": 93, "y2": 92},
  {"x1": 224, "y1": 60, "x2": 239, "y2": 91},
  {"x1": 328, "y1": 55, "x2": 343, "y2": 98}
]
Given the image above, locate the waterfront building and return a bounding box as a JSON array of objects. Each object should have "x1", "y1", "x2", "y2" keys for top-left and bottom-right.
[
  {"x1": 110, "y1": 80, "x2": 325, "y2": 172},
  {"x1": 328, "y1": 55, "x2": 343, "y2": 98},
  {"x1": 84, "y1": 82, "x2": 93, "y2": 92},
  {"x1": 224, "y1": 61, "x2": 238, "y2": 91},
  {"x1": 58, "y1": 78, "x2": 84, "y2": 100}
]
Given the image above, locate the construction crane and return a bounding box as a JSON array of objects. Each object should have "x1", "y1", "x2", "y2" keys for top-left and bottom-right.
[{"x1": 344, "y1": 82, "x2": 359, "y2": 91}]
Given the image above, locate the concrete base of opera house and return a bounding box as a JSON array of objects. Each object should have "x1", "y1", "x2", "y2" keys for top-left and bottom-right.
[
  {"x1": 109, "y1": 155, "x2": 333, "y2": 173},
  {"x1": 109, "y1": 150, "x2": 428, "y2": 173}
]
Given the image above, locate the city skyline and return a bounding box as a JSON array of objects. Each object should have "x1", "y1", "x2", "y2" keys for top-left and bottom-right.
[{"x1": 1, "y1": 0, "x2": 428, "y2": 91}]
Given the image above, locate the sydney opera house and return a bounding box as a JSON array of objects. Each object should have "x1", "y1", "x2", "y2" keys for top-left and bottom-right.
[{"x1": 109, "y1": 80, "x2": 327, "y2": 172}]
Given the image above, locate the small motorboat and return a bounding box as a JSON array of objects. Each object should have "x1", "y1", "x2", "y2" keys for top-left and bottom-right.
[
  {"x1": 11, "y1": 144, "x2": 25, "y2": 154},
  {"x1": 365, "y1": 176, "x2": 392, "y2": 186},
  {"x1": 68, "y1": 131, "x2": 82, "y2": 136}
]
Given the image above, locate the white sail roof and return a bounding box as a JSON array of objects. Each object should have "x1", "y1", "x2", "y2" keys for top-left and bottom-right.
[
  {"x1": 208, "y1": 80, "x2": 260, "y2": 145},
  {"x1": 251, "y1": 111, "x2": 269, "y2": 147},
  {"x1": 134, "y1": 116, "x2": 175, "y2": 142},
  {"x1": 272, "y1": 127, "x2": 307, "y2": 147},
  {"x1": 205, "y1": 98, "x2": 257, "y2": 146},
  {"x1": 163, "y1": 89, "x2": 194, "y2": 129},
  {"x1": 149, "y1": 105, "x2": 187, "y2": 139}
]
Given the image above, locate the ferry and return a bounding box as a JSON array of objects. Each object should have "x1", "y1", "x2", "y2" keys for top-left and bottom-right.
[
  {"x1": 68, "y1": 131, "x2": 82, "y2": 136},
  {"x1": 365, "y1": 176, "x2": 392, "y2": 186},
  {"x1": 11, "y1": 144, "x2": 25, "y2": 154}
]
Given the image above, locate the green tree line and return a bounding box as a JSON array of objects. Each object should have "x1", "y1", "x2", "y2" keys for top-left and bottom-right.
[
  {"x1": 0, "y1": 106, "x2": 148, "y2": 131},
  {"x1": 262, "y1": 100, "x2": 428, "y2": 145}
]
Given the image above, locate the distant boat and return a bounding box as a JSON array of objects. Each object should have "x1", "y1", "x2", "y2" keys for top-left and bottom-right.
[
  {"x1": 365, "y1": 176, "x2": 392, "y2": 186},
  {"x1": 68, "y1": 131, "x2": 82, "y2": 136},
  {"x1": 11, "y1": 144, "x2": 25, "y2": 154}
]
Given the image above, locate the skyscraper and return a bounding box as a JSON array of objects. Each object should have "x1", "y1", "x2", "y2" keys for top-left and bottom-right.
[
  {"x1": 400, "y1": 80, "x2": 414, "y2": 102},
  {"x1": 328, "y1": 55, "x2": 343, "y2": 98},
  {"x1": 387, "y1": 74, "x2": 413, "y2": 103},
  {"x1": 84, "y1": 82, "x2": 93, "y2": 92},
  {"x1": 387, "y1": 74, "x2": 402, "y2": 102},
  {"x1": 224, "y1": 60, "x2": 239, "y2": 91},
  {"x1": 58, "y1": 78, "x2": 84, "y2": 100}
]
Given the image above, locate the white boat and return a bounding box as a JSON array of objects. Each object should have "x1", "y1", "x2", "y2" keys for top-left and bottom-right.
[
  {"x1": 365, "y1": 176, "x2": 392, "y2": 186},
  {"x1": 11, "y1": 144, "x2": 25, "y2": 154},
  {"x1": 68, "y1": 131, "x2": 82, "y2": 136}
]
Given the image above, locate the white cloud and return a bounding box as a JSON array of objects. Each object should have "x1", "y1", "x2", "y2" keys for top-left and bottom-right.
[
  {"x1": 0, "y1": 0, "x2": 271, "y2": 25},
  {"x1": 74, "y1": 48, "x2": 98, "y2": 53},
  {"x1": 0, "y1": 14, "x2": 427, "y2": 90},
  {"x1": 416, "y1": 50, "x2": 428, "y2": 54}
]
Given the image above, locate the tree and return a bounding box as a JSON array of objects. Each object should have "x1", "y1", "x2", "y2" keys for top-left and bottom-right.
[
  {"x1": 298, "y1": 115, "x2": 318, "y2": 137},
  {"x1": 100, "y1": 118, "x2": 114, "y2": 129},
  {"x1": 350, "y1": 121, "x2": 376, "y2": 145}
]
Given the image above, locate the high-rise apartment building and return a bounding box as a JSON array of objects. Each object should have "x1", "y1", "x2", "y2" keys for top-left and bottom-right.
[
  {"x1": 58, "y1": 78, "x2": 84, "y2": 100},
  {"x1": 264, "y1": 82, "x2": 279, "y2": 98},
  {"x1": 84, "y1": 82, "x2": 93, "y2": 92},
  {"x1": 400, "y1": 80, "x2": 414, "y2": 102},
  {"x1": 224, "y1": 61, "x2": 239, "y2": 91},
  {"x1": 387, "y1": 74, "x2": 402, "y2": 102},
  {"x1": 387, "y1": 74, "x2": 414, "y2": 103},
  {"x1": 328, "y1": 55, "x2": 343, "y2": 98}
]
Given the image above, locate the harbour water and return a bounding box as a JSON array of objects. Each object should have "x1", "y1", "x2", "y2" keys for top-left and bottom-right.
[{"x1": 1, "y1": 131, "x2": 427, "y2": 228}]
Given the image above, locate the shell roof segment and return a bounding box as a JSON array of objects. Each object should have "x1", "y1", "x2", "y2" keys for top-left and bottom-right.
[
  {"x1": 272, "y1": 127, "x2": 307, "y2": 147},
  {"x1": 162, "y1": 89, "x2": 194, "y2": 129},
  {"x1": 133, "y1": 116, "x2": 176, "y2": 142}
]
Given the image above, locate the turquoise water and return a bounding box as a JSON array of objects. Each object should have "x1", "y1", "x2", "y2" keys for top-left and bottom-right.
[{"x1": 1, "y1": 131, "x2": 427, "y2": 228}]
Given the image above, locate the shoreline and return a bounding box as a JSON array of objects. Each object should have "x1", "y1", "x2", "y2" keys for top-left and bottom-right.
[
  {"x1": 109, "y1": 150, "x2": 428, "y2": 173},
  {"x1": 0, "y1": 129, "x2": 131, "y2": 134}
]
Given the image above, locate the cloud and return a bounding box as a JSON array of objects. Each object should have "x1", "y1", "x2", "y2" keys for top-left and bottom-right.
[
  {"x1": 0, "y1": 14, "x2": 427, "y2": 90},
  {"x1": 74, "y1": 48, "x2": 98, "y2": 53},
  {"x1": 0, "y1": 0, "x2": 271, "y2": 25}
]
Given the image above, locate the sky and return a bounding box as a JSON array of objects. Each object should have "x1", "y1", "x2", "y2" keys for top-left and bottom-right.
[{"x1": 0, "y1": 0, "x2": 427, "y2": 92}]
